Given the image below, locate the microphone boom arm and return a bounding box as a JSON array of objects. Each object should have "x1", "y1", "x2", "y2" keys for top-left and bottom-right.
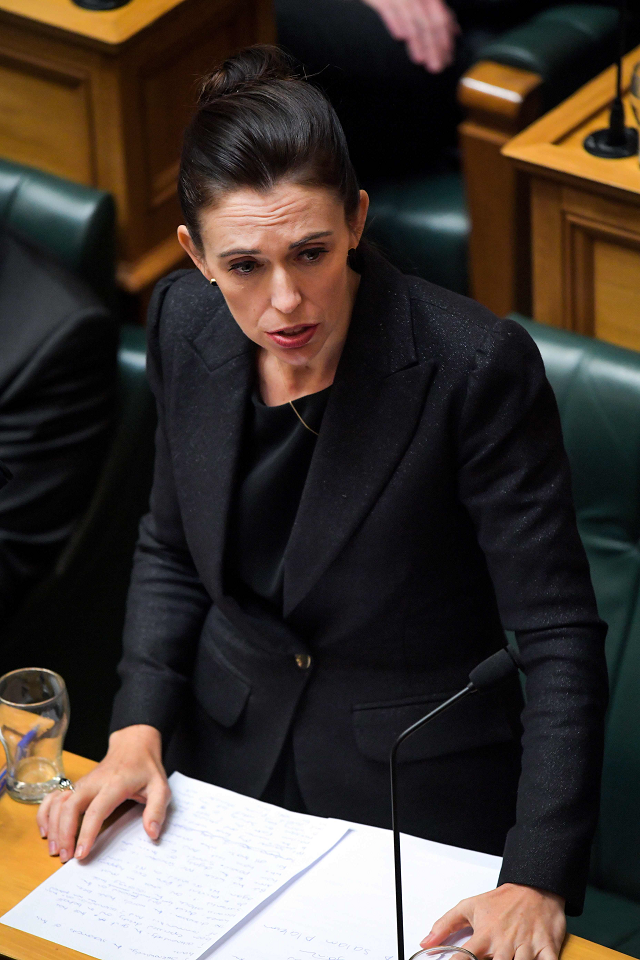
[{"x1": 390, "y1": 647, "x2": 523, "y2": 960}]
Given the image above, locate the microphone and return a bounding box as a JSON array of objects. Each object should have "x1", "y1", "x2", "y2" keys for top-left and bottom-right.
[
  {"x1": 390, "y1": 646, "x2": 523, "y2": 960},
  {"x1": 583, "y1": 0, "x2": 638, "y2": 158}
]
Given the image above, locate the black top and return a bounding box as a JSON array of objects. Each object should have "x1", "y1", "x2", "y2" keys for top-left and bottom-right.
[{"x1": 226, "y1": 383, "x2": 331, "y2": 614}]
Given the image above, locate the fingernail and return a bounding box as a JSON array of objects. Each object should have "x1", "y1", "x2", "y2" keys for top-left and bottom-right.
[
  {"x1": 59, "y1": 849, "x2": 68, "y2": 863},
  {"x1": 39, "y1": 826, "x2": 46, "y2": 839},
  {"x1": 75, "y1": 845, "x2": 84, "y2": 859},
  {"x1": 149, "y1": 821, "x2": 159, "y2": 839},
  {"x1": 48, "y1": 841, "x2": 57, "y2": 855}
]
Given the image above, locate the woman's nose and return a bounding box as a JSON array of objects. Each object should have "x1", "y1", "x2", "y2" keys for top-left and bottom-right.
[{"x1": 270, "y1": 268, "x2": 302, "y2": 314}]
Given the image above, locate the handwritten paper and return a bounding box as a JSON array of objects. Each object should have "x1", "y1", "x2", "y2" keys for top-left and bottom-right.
[
  {"x1": 207, "y1": 822, "x2": 501, "y2": 960},
  {"x1": 1, "y1": 772, "x2": 348, "y2": 960}
]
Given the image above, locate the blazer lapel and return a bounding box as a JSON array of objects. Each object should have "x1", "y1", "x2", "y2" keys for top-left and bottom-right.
[
  {"x1": 282, "y1": 247, "x2": 436, "y2": 617},
  {"x1": 177, "y1": 292, "x2": 253, "y2": 598}
]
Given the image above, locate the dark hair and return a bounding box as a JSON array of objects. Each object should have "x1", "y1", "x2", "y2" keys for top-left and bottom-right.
[{"x1": 178, "y1": 45, "x2": 360, "y2": 251}]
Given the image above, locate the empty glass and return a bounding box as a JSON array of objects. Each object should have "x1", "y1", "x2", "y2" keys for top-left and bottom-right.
[
  {"x1": 409, "y1": 946, "x2": 478, "y2": 960},
  {"x1": 0, "y1": 667, "x2": 70, "y2": 803}
]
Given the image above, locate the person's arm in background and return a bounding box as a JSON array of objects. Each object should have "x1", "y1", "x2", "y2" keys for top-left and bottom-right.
[
  {"x1": 360, "y1": 0, "x2": 460, "y2": 71},
  {"x1": 0, "y1": 307, "x2": 117, "y2": 623}
]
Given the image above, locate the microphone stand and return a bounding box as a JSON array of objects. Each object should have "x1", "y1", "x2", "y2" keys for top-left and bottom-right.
[
  {"x1": 584, "y1": 0, "x2": 638, "y2": 158},
  {"x1": 390, "y1": 647, "x2": 523, "y2": 960}
]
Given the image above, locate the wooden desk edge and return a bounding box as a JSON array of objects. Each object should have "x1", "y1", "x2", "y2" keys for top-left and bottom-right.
[
  {"x1": 0, "y1": 0, "x2": 191, "y2": 46},
  {"x1": 0, "y1": 755, "x2": 633, "y2": 960},
  {"x1": 0, "y1": 928, "x2": 629, "y2": 960}
]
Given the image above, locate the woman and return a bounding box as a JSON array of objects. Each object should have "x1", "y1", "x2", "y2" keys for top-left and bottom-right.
[{"x1": 39, "y1": 46, "x2": 607, "y2": 960}]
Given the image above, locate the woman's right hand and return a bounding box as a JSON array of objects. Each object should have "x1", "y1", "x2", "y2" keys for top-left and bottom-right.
[{"x1": 36, "y1": 724, "x2": 171, "y2": 863}]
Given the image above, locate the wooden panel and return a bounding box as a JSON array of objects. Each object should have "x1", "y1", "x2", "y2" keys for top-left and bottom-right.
[
  {"x1": 594, "y1": 240, "x2": 640, "y2": 350},
  {"x1": 0, "y1": 0, "x2": 278, "y2": 310},
  {"x1": 140, "y1": 19, "x2": 246, "y2": 212},
  {"x1": 503, "y1": 46, "x2": 640, "y2": 203},
  {"x1": 562, "y1": 187, "x2": 640, "y2": 240},
  {"x1": 457, "y1": 61, "x2": 542, "y2": 316},
  {"x1": 460, "y1": 120, "x2": 531, "y2": 316},
  {"x1": 564, "y1": 216, "x2": 595, "y2": 337},
  {"x1": 116, "y1": 0, "x2": 266, "y2": 282},
  {"x1": 459, "y1": 61, "x2": 542, "y2": 131},
  {"x1": 562, "y1": 937, "x2": 637, "y2": 960},
  {"x1": 531, "y1": 178, "x2": 564, "y2": 328},
  {"x1": 0, "y1": 0, "x2": 191, "y2": 48},
  {"x1": 0, "y1": 49, "x2": 93, "y2": 183}
]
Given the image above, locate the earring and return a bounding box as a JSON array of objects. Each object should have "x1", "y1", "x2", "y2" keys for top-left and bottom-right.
[{"x1": 210, "y1": 277, "x2": 217, "y2": 285}]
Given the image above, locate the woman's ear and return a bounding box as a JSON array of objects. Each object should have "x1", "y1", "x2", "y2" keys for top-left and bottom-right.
[
  {"x1": 177, "y1": 226, "x2": 209, "y2": 278},
  {"x1": 350, "y1": 190, "x2": 369, "y2": 246}
]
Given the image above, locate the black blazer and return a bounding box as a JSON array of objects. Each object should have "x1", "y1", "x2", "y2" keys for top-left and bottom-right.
[
  {"x1": 112, "y1": 244, "x2": 607, "y2": 914},
  {"x1": 0, "y1": 228, "x2": 117, "y2": 623}
]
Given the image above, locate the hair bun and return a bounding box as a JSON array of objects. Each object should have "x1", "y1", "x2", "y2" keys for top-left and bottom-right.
[{"x1": 198, "y1": 45, "x2": 297, "y2": 104}]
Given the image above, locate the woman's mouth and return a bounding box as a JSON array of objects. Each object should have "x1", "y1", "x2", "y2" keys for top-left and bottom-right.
[{"x1": 266, "y1": 324, "x2": 319, "y2": 349}]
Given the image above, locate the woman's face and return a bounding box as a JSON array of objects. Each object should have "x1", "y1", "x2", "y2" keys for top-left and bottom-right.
[{"x1": 178, "y1": 182, "x2": 368, "y2": 368}]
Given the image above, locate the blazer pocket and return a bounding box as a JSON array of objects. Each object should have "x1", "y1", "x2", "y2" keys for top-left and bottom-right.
[
  {"x1": 352, "y1": 690, "x2": 515, "y2": 763},
  {"x1": 192, "y1": 640, "x2": 251, "y2": 729}
]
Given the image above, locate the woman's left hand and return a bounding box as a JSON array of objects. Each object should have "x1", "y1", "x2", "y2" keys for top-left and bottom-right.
[{"x1": 420, "y1": 883, "x2": 566, "y2": 960}]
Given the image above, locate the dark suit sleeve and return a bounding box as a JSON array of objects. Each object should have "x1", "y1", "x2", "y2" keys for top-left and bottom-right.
[
  {"x1": 110, "y1": 277, "x2": 212, "y2": 741},
  {"x1": 0, "y1": 307, "x2": 116, "y2": 622},
  {"x1": 456, "y1": 318, "x2": 608, "y2": 915}
]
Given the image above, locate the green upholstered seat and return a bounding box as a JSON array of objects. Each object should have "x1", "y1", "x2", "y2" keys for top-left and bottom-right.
[
  {"x1": 478, "y1": 5, "x2": 619, "y2": 109},
  {"x1": 0, "y1": 161, "x2": 155, "y2": 760},
  {"x1": 366, "y1": 173, "x2": 469, "y2": 296},
  {"x1": 0, "y1": 158, "x2": 116, "y2": 308},
  {"x1": 511, "y1": 316, "x2": 640, "y2": 958}
]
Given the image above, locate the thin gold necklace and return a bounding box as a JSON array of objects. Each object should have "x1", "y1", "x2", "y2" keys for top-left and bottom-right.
[{"x1": 275, "y1": 359, "x2": 320, "y2": 437}]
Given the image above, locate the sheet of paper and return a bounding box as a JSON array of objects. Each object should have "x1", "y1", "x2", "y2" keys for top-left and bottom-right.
[
  {"x1": 206, "y1": 822, "x2": 501, "y2": 960},
  {"x1": 1, "y1": 771, "x2": 348, "y2": 960}
]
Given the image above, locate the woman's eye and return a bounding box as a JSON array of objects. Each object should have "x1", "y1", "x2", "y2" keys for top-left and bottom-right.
[
  {"x1": 230, "y1": 260, "x2": 258, "y2": 275},
  {"x1": 299, "y1": 247, "x2": 327, "y2": 263}
]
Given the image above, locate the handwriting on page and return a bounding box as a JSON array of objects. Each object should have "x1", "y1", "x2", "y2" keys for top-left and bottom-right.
[{"x1": 1, "y1": 772, "x2": 348, "y2": 960}]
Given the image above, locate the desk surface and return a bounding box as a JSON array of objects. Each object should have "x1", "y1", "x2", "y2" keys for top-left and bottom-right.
[
  {"x1": 0, "y1": 752, "x2": 632, "y2": 960},
  {"x1": 0, "y1": 0, "x2": 189, "y2": 46},
  {"x1": 503, "y1": 44, "x2": 640, "y2": 200}
]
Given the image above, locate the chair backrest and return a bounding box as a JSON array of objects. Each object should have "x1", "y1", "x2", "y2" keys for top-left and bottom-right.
[
  {"x1": 513, "y1": 315, "x2": 640, "y2": 902},
  {"x1": 0, "y1": 161, "x2": 155, "y2": 760},
  {"x1": 478, "y1": 5, "x2": 620, "y2": 110},
  {"x1": 0, "y1": 158, "x2": 116, "y2": 308}
]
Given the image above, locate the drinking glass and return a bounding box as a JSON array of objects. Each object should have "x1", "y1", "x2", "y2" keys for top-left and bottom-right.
[
  {"x1": 630, "y1": 62, "x2": 640, "y2": 163},
  {"x1": 409, "y1": 946, "x2": 478, "y2": 960},
  {"x1": 0, "y1": 668, "x2": 70, "y2": 803}
]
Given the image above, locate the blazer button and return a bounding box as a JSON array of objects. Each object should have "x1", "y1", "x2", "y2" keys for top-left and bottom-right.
[{"x1": 295, "y1": 653, "x2": 312, "y2": 670}]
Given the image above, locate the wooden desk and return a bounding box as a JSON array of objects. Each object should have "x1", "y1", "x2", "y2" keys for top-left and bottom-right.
[
  {"x1": 0, "y1": 0, "x2": 274, "y2": 307},
  {"x1": 503, "y1": 46, "x2": 640, "y2": 350},
  {"x1": 0, "y1": 755, "x2": 633, "y2": 960}
]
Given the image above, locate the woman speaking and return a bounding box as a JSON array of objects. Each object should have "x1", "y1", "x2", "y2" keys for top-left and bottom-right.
[{"x1": 39, "y1": 45, "x2": 607, "y2": 960}]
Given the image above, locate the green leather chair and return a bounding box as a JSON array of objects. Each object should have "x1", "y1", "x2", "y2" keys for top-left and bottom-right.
[
  {"x1": 512, "y1": 316, "x2": 640, "y2": 958},
  {"x1": 0, "y1": 160, "x2": 156, "y2": 762},
  {"x1": 365, "y1": 4, "x2": 622, "y2": 296},
  {"x1": 0, "y1": 158, "x2": 117, "y2": 310}
]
